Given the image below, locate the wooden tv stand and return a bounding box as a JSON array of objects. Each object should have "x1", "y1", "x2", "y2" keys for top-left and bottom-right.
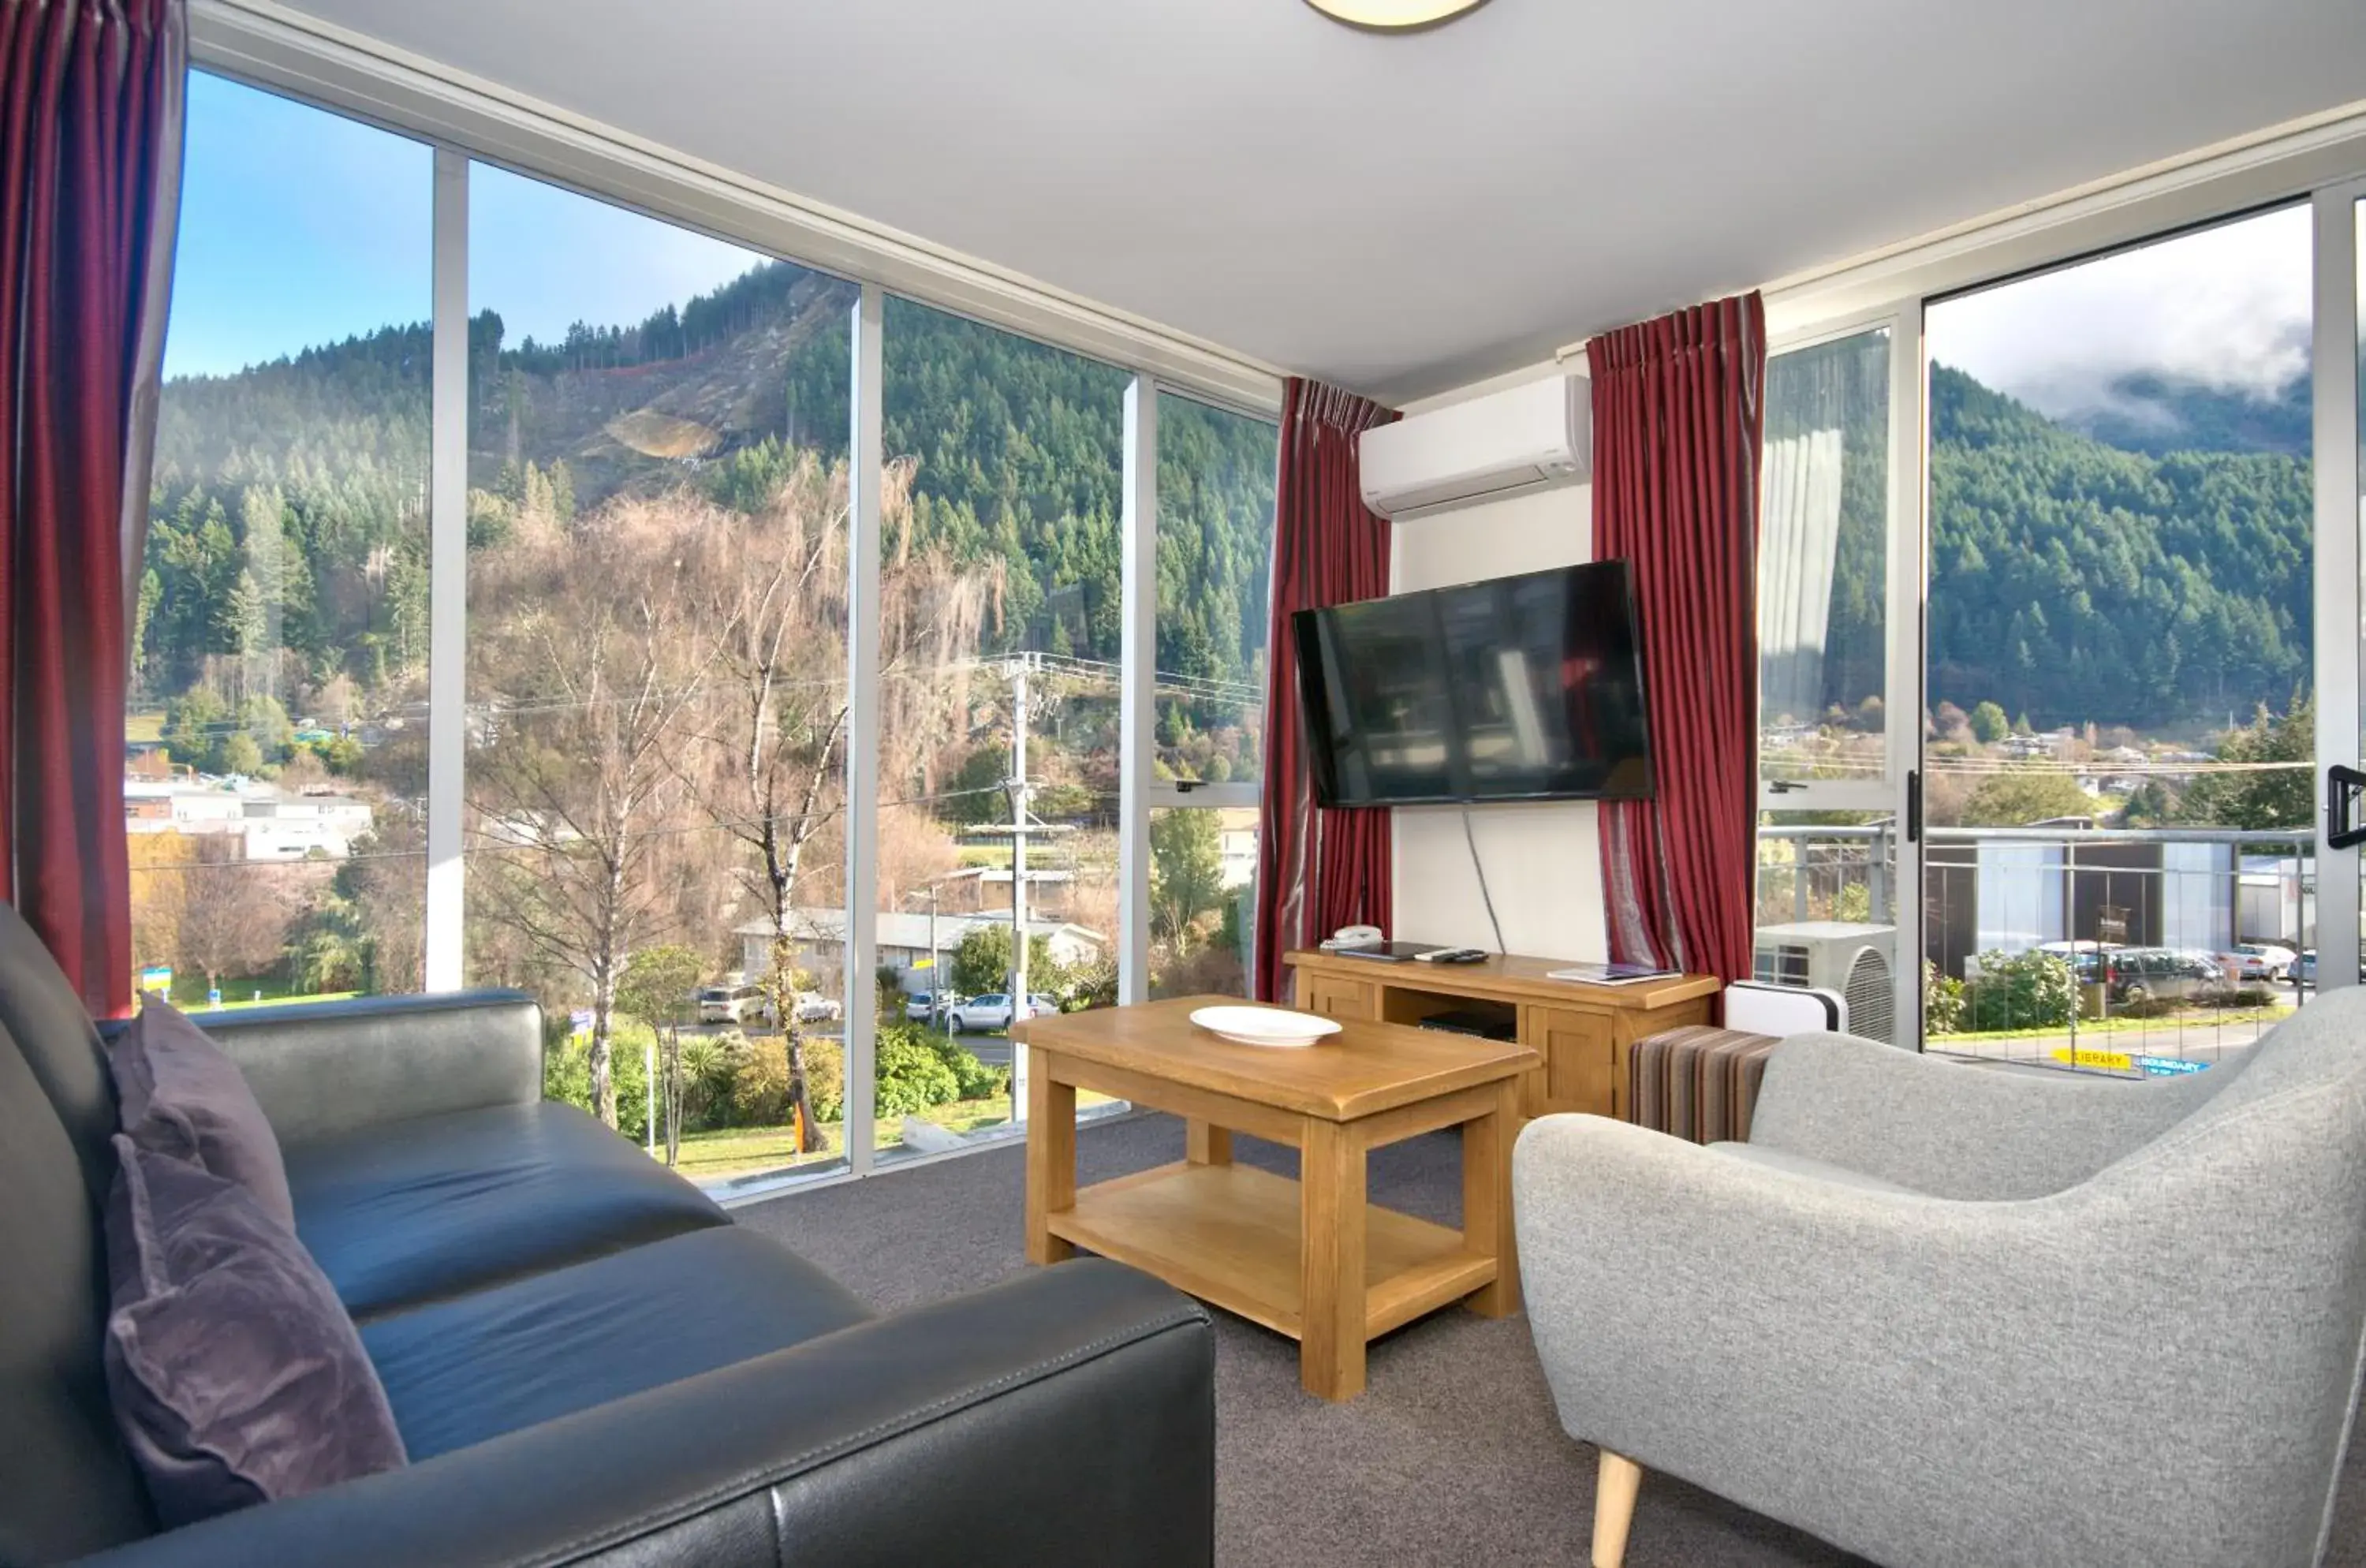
[{"x1": 1285, "y1": 949, "x2": 1719, "y2": 1120}]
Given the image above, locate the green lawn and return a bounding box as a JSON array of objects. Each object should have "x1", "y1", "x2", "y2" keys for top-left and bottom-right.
[
  {"x1": 159, "y1": 978, "x2": 359, "y2": 1012},
  {"x1": 659, "y1": 1090, "x2": 1118, "y2": 1183},
  {"x1": 126, "y1": 708, "x2": 166, "y2": 745}
]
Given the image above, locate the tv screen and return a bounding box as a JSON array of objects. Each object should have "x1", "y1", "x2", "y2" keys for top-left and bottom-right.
[{"x1": 1291, "y1": 560, "x2": 1654, "y2": 807}]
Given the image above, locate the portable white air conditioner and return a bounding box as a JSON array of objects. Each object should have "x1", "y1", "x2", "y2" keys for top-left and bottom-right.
[
  {"x1": 1358, "y1": 374, "x2": 1590, "y2": 520},
  {"x1": 1752, "y1": 921, "x2": 1897, "y2": 1045}
]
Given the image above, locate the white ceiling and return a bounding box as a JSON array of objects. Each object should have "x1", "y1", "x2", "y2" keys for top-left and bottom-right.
[{"x1": 273, "y1": 0, "x2": 2366, "y2": 403}]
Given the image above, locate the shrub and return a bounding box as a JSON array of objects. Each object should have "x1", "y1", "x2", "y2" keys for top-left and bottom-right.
[
  {"x1": 1961, "y1": 948, "x2": 2076, "y2": 1031},
  {"x1": 894, "y1": 1021, "x2": 1006, "y2": 1101},
  {"x1": 725, "y1": 1032, "x2": 844, "y2": 1127},
  {"x1": 874, "y1": 1030, "x2": 961, "y2": 1116},
  {"x1": 1922, "y1": 961, "x2": 1966, "y2": 1035},
  {"x1": 543, "y1": 1018, "x2": 656, "y2": 1142}
]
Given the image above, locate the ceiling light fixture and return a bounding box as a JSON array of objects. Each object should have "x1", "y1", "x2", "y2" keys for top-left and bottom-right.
[{"x1": 1304, "y1": 0, "x2": 1491, "y2": 32}]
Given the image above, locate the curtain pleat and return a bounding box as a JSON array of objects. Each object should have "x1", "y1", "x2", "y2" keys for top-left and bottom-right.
[
  {"x1": 0, "y1": 0, "x2": 185, "y2": 1016},
  {"x1": 1252, "y1": 377, "x2": 1397, "y2": 1002},
  {"x1": 1590, "y1": 293, "x2": 1767, "y2": 984}
]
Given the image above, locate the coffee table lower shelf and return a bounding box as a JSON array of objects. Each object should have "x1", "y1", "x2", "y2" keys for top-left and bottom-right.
[{"x1": 1045, "y1": 1160, "x2": 1498, "y2": 1342}]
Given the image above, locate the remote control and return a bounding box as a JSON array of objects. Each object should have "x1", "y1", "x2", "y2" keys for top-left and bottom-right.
[{"x1": 1416, "y1": 946, "x2": 1488, "y2": 964}]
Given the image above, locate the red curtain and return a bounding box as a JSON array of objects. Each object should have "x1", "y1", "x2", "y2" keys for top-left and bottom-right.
[
  {"x1": 1252, "y1": 378, "x2": 1397, "y2": 1002},
  {"x1": 1, "y1": 0, "x2": 185, "y2": 1016},
  {"x1": 1591, "y1": 293, "x2": 1767, "y2": 984}
]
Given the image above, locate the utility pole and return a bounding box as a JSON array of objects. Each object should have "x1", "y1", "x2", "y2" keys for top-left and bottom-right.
[
  {"x1": 1011, "y1": 655, "x2": 1031, "y2": 1037},
  {"x1": 958, "y1": 655, "x2": 1073, "y2": 1126},
  {"x1": 905, "y1": 867, "x2": 985, "y2": 1028}
]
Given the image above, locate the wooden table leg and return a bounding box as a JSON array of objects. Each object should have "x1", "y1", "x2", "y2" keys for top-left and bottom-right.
[
  {"x1": 1185, "y1": 1118, "x2": 1232, "y2": 1166},
  {"x1": 1299, "y1": 1118, "x2": 1367, "y2": 1400},
  {"x1": 1462, "y1": 1078, "x2": 1521, "y2": 1316},
  {"x1": 1025, "y1": 1054, "x2": 1077, "y2": 1265}
]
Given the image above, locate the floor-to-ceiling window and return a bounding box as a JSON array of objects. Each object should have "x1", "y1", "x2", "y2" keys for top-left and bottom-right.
[
  {"x1": 132, "y1": 74, "x2": 432, "y2": 1010},
  {"x1": 871, "y1": 297, "x2": 1129, "y2": 1150},
  {"x1": 1148, "y1": 392, "x2": 1278, "y2": 1002},
  {"x1": 142, "y1": 66, "x2": 1282, "y2": 1191},
  {"x1": 1753, "y1": 325, "x2": 1910, "y2": 1042},
  {"x1": 461, "y1": 164, "x2": 855, "y2": 1182},
  {"x1": 1922, "y1": 205, "x2": 2316, "y2": 1071}
]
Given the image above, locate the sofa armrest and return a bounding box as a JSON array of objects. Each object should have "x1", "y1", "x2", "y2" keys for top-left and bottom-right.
[
  {"x1": 1748, "y1": 1028, "x2": 2218, "y2": 1198},
  {"x1": 73, "y1": 1259, "x2": 1215, "y2": 1568},
  {"x1": 104, "y1": 991, "x2": 544, "y2": 1148}
]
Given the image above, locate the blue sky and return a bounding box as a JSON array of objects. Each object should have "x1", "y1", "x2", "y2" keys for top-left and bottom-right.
[{"x1": 164, "y1": 73, "x2": 771, "y2": 379}]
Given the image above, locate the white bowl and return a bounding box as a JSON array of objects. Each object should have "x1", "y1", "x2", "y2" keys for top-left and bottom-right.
[{"x1": 1189, "y1": 1005, "x2": 1344, "y2": 1048}]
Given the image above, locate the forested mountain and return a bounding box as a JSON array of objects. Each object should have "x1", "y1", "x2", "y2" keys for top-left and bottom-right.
[
  {"x1": 140, "y1": 261, "x2": 1278, "y2": 726},
  {"x1": 1924, "y1": 364, "x2": 2311, "y2": 730},
  {"x1": 2054, "y1": 369, "x2": 2310, "y2": 460}
]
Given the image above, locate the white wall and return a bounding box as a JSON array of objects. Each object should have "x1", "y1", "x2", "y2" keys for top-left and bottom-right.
[{"x1": 1386, "y1": 360, "x2": 1607, "y2": 963}]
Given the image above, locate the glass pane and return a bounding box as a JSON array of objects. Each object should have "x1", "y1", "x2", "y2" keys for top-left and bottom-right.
[
  {"x1": 872, "y1": 297, "x2": 1126, "y2": 1153},
  {"x1": 1155, "y1": 394, "x2": 1278, "y2": 783},
  {"x1": 1752, "y1": 811, "x2": 1899, "y2": 1043},
  {"x1": 461, "y1": 163, "x2": 853, "y2": 1189},
  {"x1": 135, "y1": 73, "x2": 431, "y2": 1009},
  {"x1": 1923, "y1": 203, "x2": 2312, "y2": 1069},
  {"x1": 1759, "y1": 327, "x2": 1890, "y2": 784},
  {"x1": 1148, "y1": 808, "x2": 1258, "y2": 999}
]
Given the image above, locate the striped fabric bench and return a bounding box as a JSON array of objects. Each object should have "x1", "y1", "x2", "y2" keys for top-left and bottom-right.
[{"x1": 1626, "y1": 1025, "x2": 1781, "y2": 1144}]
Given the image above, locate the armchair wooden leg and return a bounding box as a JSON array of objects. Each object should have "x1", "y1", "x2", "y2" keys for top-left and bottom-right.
[{"x1": 1592, "y1": 1448, "x2": 1643, "y2": 1568}]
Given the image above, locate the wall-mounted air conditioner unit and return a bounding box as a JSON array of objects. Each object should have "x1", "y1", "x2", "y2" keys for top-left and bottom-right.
[
  {"x1": 1752, "y1": 921, "x2": 1898, "y2": 1045},
  {"x1": 1359, "y1": 374, "x2": 1590, "y2": 521}
]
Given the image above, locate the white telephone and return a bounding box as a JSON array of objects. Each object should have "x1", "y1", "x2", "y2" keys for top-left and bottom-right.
[{"x1": 1322, "y1": 924, "x2": 1384, "y2": 951}]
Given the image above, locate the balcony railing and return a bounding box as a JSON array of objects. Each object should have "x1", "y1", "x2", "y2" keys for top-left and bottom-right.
[{"x1": 1756, "y1": 823, "x2": 2317, "y2": 1073}]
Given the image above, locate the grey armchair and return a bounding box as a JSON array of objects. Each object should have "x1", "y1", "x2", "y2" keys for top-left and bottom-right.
[{"x1": 1512, "y1": 987, "x2": 2366, "y2": 1568}]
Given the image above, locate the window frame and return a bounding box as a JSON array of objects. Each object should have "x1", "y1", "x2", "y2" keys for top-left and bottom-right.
[{"x1": 162, "y1": 62, "x2": 1286, "y2": 1193}]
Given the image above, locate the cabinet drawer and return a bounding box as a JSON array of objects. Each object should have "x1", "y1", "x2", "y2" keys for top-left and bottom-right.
[
  {"x1": 1521, "y1": 1004, "x2": 1620, "y2": 1118},
  {"x1": 1297, "y1": 971, "x2": 1378, "y2": 1021}
]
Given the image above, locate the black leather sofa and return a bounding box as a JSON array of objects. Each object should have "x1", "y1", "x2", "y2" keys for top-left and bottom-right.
[{"x1": 0, "y1": 906, "x2": 1214, "y2": 1568}]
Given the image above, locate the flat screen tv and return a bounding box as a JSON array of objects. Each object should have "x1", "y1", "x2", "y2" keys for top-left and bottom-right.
[{"x1": 1291, "y1": 560, "x2": 1654, "y2": 807}]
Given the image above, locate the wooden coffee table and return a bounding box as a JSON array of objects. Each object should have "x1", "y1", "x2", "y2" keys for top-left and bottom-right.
[{"x1": 1013, "y1": 995, "x2": 1536, "y2": 1401}]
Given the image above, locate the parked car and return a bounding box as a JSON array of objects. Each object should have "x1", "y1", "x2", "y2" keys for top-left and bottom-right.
[
  {"x1": 792, "y1": 991, "x2": 841, "y2": 1025},
  {"x1": 2232, "y1": 943, "x2": 2297, "y2": 983},
  {"x1": 946, "y1": 992, "x2": 1062, "y2": 1032},
  {"x1": 2101, "y1": 947, "x2": 2222, "y2": 1004},
  {"x1": 2289, "y1": 950, "x2": 2318, "y2": 987},
  {"x1": 905, "y1": 990, "x2": 958, "y2": 1023},
  {"x1": 697, "y1": 982, "x2": 768, "y2": 1024}
]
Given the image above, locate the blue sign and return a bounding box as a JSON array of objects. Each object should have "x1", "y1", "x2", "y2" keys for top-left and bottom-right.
[{"x1": 2134, "y1": 1055, "x2": 2210, "y2": 1077}]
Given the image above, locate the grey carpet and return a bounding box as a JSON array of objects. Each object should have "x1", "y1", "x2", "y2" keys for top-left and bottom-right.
[{"x1": 734, "y1": 1111, "x2": 2366, "y2": 1567}]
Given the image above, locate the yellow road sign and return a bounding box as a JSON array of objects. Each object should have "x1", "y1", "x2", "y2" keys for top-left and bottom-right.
[{"x1": 2051, "y1": 1046, "x2": 2133, "y2": 1072}]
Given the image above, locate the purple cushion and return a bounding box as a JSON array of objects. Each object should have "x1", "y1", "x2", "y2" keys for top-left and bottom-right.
[
  {"x1": 109, "y1": 998, "x2": 294, "y2": 1230},
  {"x1": 102, "y1": 1135, "x2": 407, "y2": 1527}
]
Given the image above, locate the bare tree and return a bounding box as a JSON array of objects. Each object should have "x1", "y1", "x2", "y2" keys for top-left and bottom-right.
[
  {"x1": 468, "y1": 497, "x2": 720, "y2": 1127},
  {"x1": 175, "y1": 835, "x2": 295, "y2": 995},
  {"x1": 675, "y1": 456, "x2": 986, "y2": 1151}
]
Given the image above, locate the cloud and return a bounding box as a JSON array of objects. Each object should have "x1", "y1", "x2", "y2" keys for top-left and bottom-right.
[{"x1": 1926, "y1": 203, "x2": 2312, "y2": 417}]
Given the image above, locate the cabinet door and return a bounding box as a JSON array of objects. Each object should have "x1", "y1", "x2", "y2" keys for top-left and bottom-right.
[
  {"x1": 1297, "y1": 971, "x2": 1377, "y2": 1021},
  {"x1": 1524, "y1": 1006, "x2": 1621, "y2": 1118}
]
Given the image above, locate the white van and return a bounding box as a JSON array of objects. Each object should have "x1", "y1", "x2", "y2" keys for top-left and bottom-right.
[{"x1": 697, "y1": 983, "x2": 768, "y2": 1024}]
